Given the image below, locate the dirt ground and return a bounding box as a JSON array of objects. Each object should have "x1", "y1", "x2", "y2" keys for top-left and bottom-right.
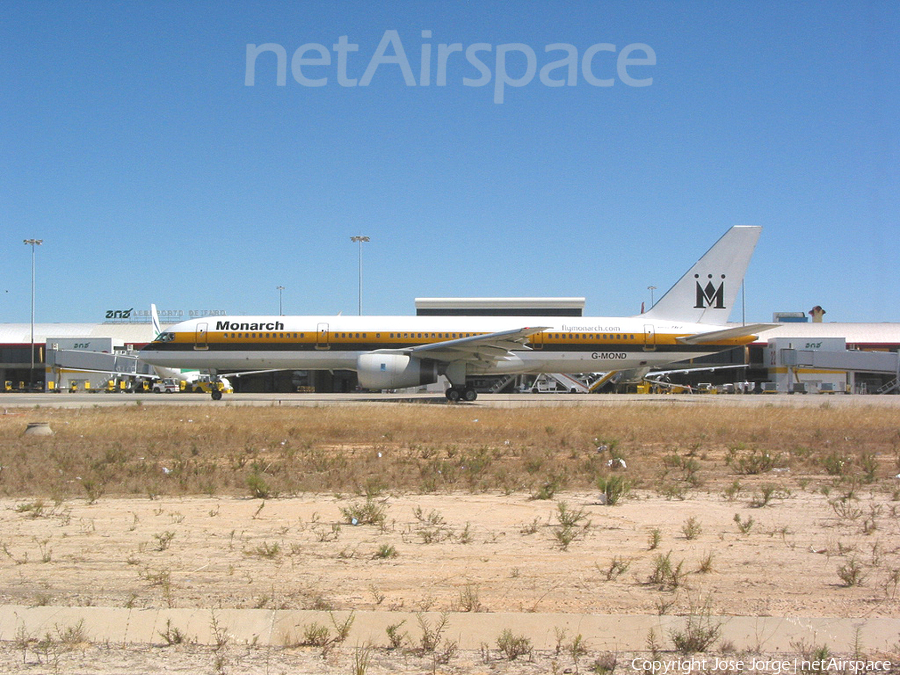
[
  {"x1": 1, "y1": 488, "x2": 899, "y2": 674},
  {"x1": 2, "y1": 490, "x2": 899, "y2": 617},
  {"x1": 2, "y1": 398, "x2": 899, "y2": 672}
]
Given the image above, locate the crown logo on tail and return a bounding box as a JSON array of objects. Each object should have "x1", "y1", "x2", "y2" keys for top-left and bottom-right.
[{"x1": 694, "y1": 274, "x2": 726, "y2": 309}]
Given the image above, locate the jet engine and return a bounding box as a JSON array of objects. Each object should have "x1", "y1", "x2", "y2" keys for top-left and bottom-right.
[{"x1": 356, "y1": 353, "x2": 440, "y2": 390}]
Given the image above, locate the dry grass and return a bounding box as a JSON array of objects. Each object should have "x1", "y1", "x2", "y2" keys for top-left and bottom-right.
[
  {"x1": 3, "y1": 402, "x2": 900, "y2": 674},
  {"x1": 1, "y1": 403, "x2": 899, "y2": 500}
]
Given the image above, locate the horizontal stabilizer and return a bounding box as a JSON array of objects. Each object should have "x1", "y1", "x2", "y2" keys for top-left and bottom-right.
[{"x1": 676, "y1": 323, "x2": 779, "y2": 345}]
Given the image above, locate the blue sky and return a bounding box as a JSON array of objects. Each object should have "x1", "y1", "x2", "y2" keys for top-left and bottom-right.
[{"x1": 2, "y1": 1, "x2": 897, "y2": 324}]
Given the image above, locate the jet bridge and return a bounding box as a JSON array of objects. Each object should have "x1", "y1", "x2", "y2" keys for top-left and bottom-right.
[
  {"x1": 45, "y1": 339, "x2": 155, "y2": 391},
  {"x1": 767, "y1": 338, "x2": 900, "y2": 394}
]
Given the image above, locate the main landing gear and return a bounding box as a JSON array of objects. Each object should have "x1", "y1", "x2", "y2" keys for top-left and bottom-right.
[{"x1": 445, "y1": 386, "x2": 477, "y2": 402}]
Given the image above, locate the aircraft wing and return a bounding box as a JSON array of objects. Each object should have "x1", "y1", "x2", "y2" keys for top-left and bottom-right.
[
  {"x1": 384, "y1": 326, "x2": 550, "y2": 364},
  {"x1": 219, "y1": 368, "x2": 288, "y2": 378},
  {"x1": 646, "y1": 363, "x2": 749, "y2": 378},
  {"x1": 676, "y1": 323, "x2": 779, "y2": 345}
]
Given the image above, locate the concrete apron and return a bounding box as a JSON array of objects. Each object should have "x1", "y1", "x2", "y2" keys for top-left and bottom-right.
[{"x1": 1, "y1": 606, "x2": 897, "y2": 654}]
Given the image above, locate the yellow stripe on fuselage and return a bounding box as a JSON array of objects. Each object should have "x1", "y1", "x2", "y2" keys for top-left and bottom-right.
[{"x1": 165, "y1": 330, "x2": 755, "y2": 348}]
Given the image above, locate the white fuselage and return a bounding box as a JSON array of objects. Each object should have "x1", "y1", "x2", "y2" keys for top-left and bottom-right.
[{"x1": 140, "y1": 314, "x2": 738, "y2": 376}]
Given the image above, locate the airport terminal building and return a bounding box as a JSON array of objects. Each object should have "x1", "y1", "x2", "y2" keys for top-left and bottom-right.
[{"x1": 1, "y1": 302, "x2": 899, "y2": 395}]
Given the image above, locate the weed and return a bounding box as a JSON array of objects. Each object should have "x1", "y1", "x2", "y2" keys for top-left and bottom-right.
[
  {"x1": 557, "y1": 500, "x2": 589, "y2": 528},
  {"x1": 81, "y1": 479, "x2": 104, "y2": 504},
  {"x1": 520, "y1": 517, "x2": 542, "y2": 535},
  {"x1": 670, "y1": 598, "x2": 721, "y2": 654},
  {"x1": 158, "y1": 619, "x2": 189, "y2": 646},
  {"x1": 749, "y1": 483, "x2": 779, "y2": 508},
  {"x1": 373, "y1": 543, "x2": 397, "y2": 559},
  {"x1": 331, "y1": 611, "x2": 355, "y2": 643},
  {"x1": 57, "y1": 619, "x2": 89, "y2": 648},
  {"x1": 341, "y1": 497, "x2": 387, "y2": 526},
  {"x1": 654, "y1": 595, "x2": 677, "y2": 615},
  {"x1": 727, "y1": 447, "x2": 780, "y2": 475},
  {"x1": 591, "y1": 652, "x2": 619, "y2": 675},
  {"x1": 648, "y1": 551, "x2": 686, "y2": 591},
  {"x1": 648, "y1": 528, "x2": 662, "y2": 550},
  {"x1": 153, "y1": 531, "x2": 175, "y2": 551},
  {"x1": 681, "y1": 516, "x2": 702, "y2": 540},
  {"x1": 480, "y1": 641, "x2": 492, "y2": 663},
  {"x1": 554, "y1": 501, "x2": 591, "y2": 550},
  {"x1": 248, "y1": 541, "x2": 281, "y2": 559},
  {"x1": 603, "y1": 556, "x2": 631, "y2": 581},
  {"x1": 822, "y1": 452, "x2": 851, "y2": 477},
  {"x1": 15, "y1": 623, "x2": 35, "y2": 665},
  {"x1": 299, "y1": 622, "x2": 330, "y2": 647},
  {"x1": 385, "y1": 621, "x2": 407, "y2": 649},
  {"x1": 496, "y1": 628, "x2": 532, "y2": 660},
  {"x1": 597, "y1": 474, "x2": 630, "y2": 505},
  {"x1": 15, "y1": 500, "x2": 46, "y2": 518},
  {"x1": 697, "y1": 551, "x2": 715, "y2": 574},
  {"x1": 351, "y1": 643, "x2": 373, "y2": 675},
  {"x1": 657, "y1": 480, "x2": 688, "y2": 500},
  {"x1": 647, "y1": 627, "x2": 663, "y2": 660},
  {"x1": 251, "y1": 501, "x2": 265, "y2": 519},
  {"x1": 35, "y1": 537, "x2": 52, "y2": 563},
  {"x1": 454, "y1": 583, "x2": 482, "y2": 612},
  {"x1": 734, "y1": 513, "x2": 754, "y2": 534},
  {"x1": 722, "y1": 480, "x2": 743, "y2": 501},
  {"x1": 882, "y1": 568, "x2": 900, "y2": 600},
  {"x1": 531, "y1": 473, "x2": 565, "y2": 500},
  {"x1": 246, "y1": 471, "x2": 272, "y2": 499},
  {"x1": 792, "y1": 639, "x2": 831, "y2": 673},
  {"x1": 568, "y1": 633, "x2": 589, "y2": 666},
  {"x1": 860, "y1": 453, "x2": 878, "y2": 482},
  {"x1": 838, "y1": 558, "x2": 866, "y2": 587},
  {"x1": 413, "y1": 506, "x2": 451, "y2": 543},
  {"x1": 831, "y1": 498, "x2": 863, "y2": 521},
  {"x1": 308, "y1": 517, "x2": 337, "y2": 542},
  {"x1": 416, "y1": 612, "x2": 450, "y2": 653},
  {"x1": 140, "y1": 568, "x2": 171, "y2": 587},
  {"x1": 435, "y1": 640, "x2": 459, "y2": 667}
]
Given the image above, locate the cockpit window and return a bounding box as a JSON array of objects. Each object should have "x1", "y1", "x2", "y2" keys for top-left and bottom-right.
[{"x1": 155, "y1": 332, "x2": 176, "y2": 343}]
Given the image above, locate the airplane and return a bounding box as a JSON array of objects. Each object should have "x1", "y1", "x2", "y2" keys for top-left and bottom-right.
[
  {"x1": 140, "y1": 226, "x2": 776, "y2": 401},
  {"x1": 148, "y1": 304, "x2": 233, "y2": 393}
]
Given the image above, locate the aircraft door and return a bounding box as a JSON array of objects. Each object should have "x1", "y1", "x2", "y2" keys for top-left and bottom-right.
[
  {"x1": 195, "y1": 323, "x2": 209, "y2": 351},
  {"x1": 316, "y1": 323, "x2": 330, "y2": 350},
  {"x1": 643, "y1": 324, "x2": 656, "y2": 351},
  {"x1": 530, "y1": 330, "x2": 545, "y2": 350}
]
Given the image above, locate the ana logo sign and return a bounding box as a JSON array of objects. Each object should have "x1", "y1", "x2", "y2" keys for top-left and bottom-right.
[
  {"x1": 105, "y1": 308, "x2": 134, "y2": 320},
  {"x1": 694, "y1": 274, "x2": 726, "y2": 310}
]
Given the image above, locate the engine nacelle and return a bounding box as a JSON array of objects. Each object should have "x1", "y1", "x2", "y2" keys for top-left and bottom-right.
[{"x1": 357, "y1": 353, "x2": 439, "y2": 390}]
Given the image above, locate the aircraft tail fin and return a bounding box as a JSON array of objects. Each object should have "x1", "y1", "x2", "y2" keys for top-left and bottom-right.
[
  {"x1": 640, "y1": 226, "x2": 761, "y2": 326},
  {"x1": 151, "y1": 304, "x2": 162, "y2": 340}
]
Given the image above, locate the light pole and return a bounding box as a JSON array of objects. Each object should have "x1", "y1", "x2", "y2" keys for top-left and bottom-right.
[
  {"x1": 23, "y1": 239, "x2": 43, "y2": 387},
  {"x1": 648, "y1": 285, "x2": 657, "y2": 308},
  {"x1": 350, "y1": 235, "x2": 370, "y2": 315},
  {"x1": 277, "y1": 286, "x2": 285, "y2": 315}
]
